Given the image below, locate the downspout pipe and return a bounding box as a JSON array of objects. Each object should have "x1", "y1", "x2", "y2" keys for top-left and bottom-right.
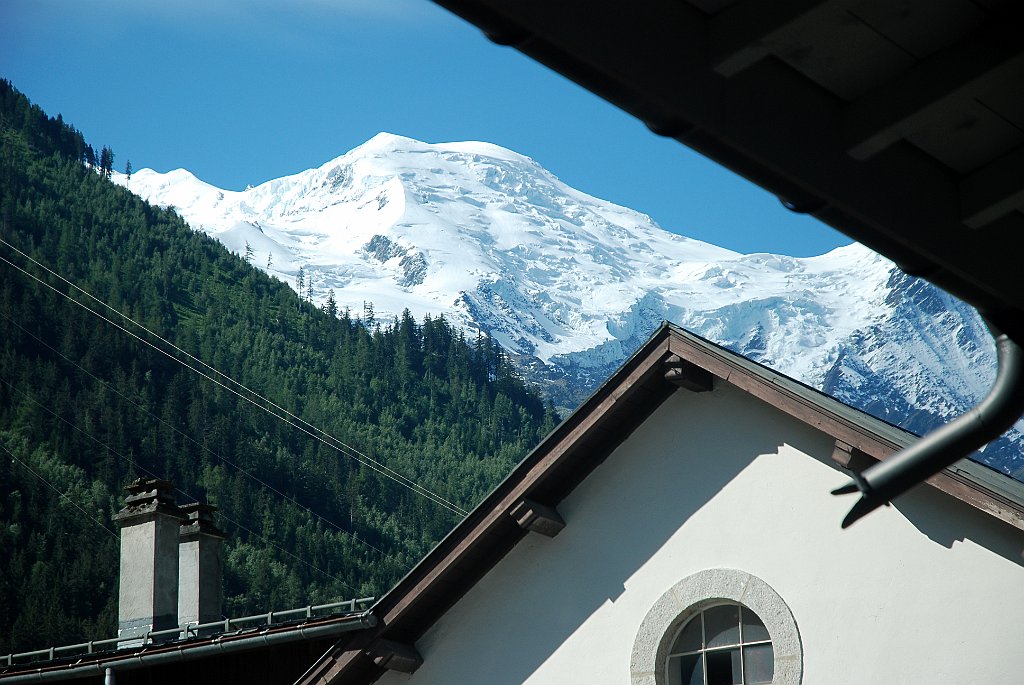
[{"x1": 833, "y1": 324, "x2": 1024, "y2": 528}]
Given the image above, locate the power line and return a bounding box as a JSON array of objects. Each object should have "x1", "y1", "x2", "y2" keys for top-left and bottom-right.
[
  {"x1": 0, "y1": 240, "x2": 468, "y2": 517},
  {"x1": 3, "y1": 236, "x2": 467, "y2": 515},
  {"x1": 1, "y1": 440, "x2": 118, "y2": 541},
  {"x1": 0, "y1": 307, "x2": 389, "y2": 557},
  {"x1": 0, "y1": 376, "x2": 356, "y2": 590}
]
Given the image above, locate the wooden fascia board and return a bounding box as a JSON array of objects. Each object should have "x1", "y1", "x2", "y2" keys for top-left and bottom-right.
[
  {"x1": 313, "y1": 325, "x2": 1024, "y2": 684},
  {"x1": 376, "y1": 338, "x2": 673, "y2": 629},
  {"x1": 666, "y1": 334, "x2": 903, "y2": 455},
  {"x1": 310, "y1": 337, "x2": 677, "y2": 684},
  {"x1": 931, "y1": 468, "x2": 1024, "y2": 530},
  {"x1": 666, "y1": 330, "x2": 1024, "y2": 531}
]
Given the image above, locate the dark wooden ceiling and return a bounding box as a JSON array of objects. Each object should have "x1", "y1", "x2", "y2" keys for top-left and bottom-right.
[{"x1": 430, "y1": 0, "x2": 1024, "y2": 339}]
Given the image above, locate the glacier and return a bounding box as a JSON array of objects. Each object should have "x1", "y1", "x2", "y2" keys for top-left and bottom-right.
[{"x1": 112, "y1": 132, "x2": 1022, "y2": 478}]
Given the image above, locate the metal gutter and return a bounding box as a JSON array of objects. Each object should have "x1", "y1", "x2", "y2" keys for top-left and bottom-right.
[
  {"x1": 834, "y1": 326, "x2": 1024, "y2": 527},
  {"x1": 0, "y1": 613, "x2": 377, "y2": 683}
]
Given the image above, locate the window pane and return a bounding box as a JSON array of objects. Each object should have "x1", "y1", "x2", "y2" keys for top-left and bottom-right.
[
  {"x1": 743, "y1": 644, "x2": 774, "y2": 684},
  {"x1": 675, "y1": 653, "x2": 703, "y2": 685},
  {"x1": 672, "y1": 615, "x2": 703, "y2": 653},
  {"x1": 706, "y1": 648, "x2": 741, "y2": 685},
  {"x1": 740, "y1": 607, "x2": 770, "y2": 643},
  {"x1": 704, "y1": 604, "x2": 740, "y2": 648}
]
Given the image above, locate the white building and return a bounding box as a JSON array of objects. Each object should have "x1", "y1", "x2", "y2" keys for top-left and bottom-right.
[
  {"x1": 7, "y1": 323, "x2": 1021, "y2": 684},
  {"x1": 302, "y1": 323, "x2": 1024, "y2": 685}
]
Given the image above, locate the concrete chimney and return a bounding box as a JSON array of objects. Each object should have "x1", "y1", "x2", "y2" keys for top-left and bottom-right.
[
  {"x1": 112, "y1": 478, "x2": 185, "y2": 645},
  {"x1": 177, "y1": 502, "x2": 226, "y2": 631}
]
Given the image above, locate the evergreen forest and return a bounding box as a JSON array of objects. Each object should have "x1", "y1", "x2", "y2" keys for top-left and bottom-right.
[{"x1": 0, "y1": 80, "x2": 559, "y2": 654}]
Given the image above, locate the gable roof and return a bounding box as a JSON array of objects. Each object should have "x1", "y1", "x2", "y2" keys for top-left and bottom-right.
[
  {"x1": 427, "y1": 0, "x2": 1024, "y2": 343},
  {"x1": 300, "y1": 322, "x2": 1024, "y2": 684}
]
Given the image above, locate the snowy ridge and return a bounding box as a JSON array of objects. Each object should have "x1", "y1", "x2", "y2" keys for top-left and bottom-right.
[{"x1": 113, "y1": 133, "x2": 1022, "y2": 477}]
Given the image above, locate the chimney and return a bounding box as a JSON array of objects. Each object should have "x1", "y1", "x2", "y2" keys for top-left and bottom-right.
[
  {"x1": 112, "y1": 478, "x2": 186, "y2": 645},
  {"x1": 177, "y1": 502, "x2": 226, "y2": 631}
]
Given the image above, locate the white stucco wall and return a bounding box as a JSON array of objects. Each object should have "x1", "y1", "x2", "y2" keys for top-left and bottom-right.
[{"x1": 379, "y1": 383, "x2": 1024, "y2": 684}]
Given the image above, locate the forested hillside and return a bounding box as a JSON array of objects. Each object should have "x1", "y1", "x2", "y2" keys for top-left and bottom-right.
[{"x1": 0, "y1": 80, "x2": 558, "y2": 654}]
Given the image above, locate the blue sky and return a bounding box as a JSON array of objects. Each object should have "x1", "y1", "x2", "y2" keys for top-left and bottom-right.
[{"x1": 2, "y1": 0, "x2": 850, "y2": 256}]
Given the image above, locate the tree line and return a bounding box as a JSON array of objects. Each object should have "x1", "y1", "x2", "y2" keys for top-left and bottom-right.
[{"x1": 0, "y1": 79, "x2": 558, "y2": 654}]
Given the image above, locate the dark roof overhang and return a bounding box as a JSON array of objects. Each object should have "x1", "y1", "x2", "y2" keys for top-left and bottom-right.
[
  {"x1": 422, "y1": 0, "x2": 1024, "y2": 545},
  {"x1": 428, "y1": 0, "x2": 1024, "y2": 341}
]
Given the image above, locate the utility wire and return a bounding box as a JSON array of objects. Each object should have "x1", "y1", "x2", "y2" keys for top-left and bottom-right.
[
  {"x1": 0, "y1": 310, "x2": 392, "y2": 557},
  {"x1": 0, "y1": 237, "x2": 463, "y2": 514},
  {"x1": 0, "y1": 241, "x2": 467, "y2": 516},
  {"x1": 0, "y1": 440, "x2": 119, "y2": 540},
  {"x1": 0, "y1": 376, "x2": 355, "y2": 590},
  {"x1": 4, "y1": 239, "x2": 467, "y2": 515}
]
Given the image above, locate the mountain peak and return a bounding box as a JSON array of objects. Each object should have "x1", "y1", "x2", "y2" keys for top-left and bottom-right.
[
  {"x1": 349, "y1": 132, "x2": 536, "y2": 167},
  {"x1": 356, "y1": 132, "x2": 432, "y2": 154},
  {"x1": 113, "y1": 137, "x2": 1019, "y2": 475}
]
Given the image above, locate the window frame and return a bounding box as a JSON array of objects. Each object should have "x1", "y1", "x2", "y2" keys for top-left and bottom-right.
[
  {"x1": 630, "y1": 569, "x2": 802, "y2": 685},
  {"x1": 666, "y1": 602, "x2": 774, "y2": 684}
]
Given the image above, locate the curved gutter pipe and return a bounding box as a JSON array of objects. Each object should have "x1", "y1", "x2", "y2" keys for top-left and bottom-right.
[
  {"x1": 833, "y1": 323, "x2": 1024, "y2": 528},
  {"x1": 0, "y1": 613, "x2": 376, "y2": 683}
]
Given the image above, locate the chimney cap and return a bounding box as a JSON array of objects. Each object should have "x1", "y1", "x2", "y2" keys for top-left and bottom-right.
[
  {"x1": 124, "y1": 477, "x2": 174, "y2": 495},
  {"x1": 179, "y1": 502, "x2": 226, "y2": 539},
  {"x1": 113, "y1": 478, "x2": 184, "y2": 526}
]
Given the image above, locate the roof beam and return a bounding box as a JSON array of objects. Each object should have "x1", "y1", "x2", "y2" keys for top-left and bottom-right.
[
  {"x1": 663, "y1": 354, "x2": 714, "y2": 392},
  {"x1": 960, "y1": 144, "x2": 1024, "y2": 229},
  {"x1": 365, "y1": 639, "x2": 423, "y2": 674},
  {"x1": 509, "y1": 498, "x2": 566, "y2": 537},
  {"x1": 845, "y1": 25, "x2": 1024, "y2": 161},
  {"x1": 709, "y1": 0, "x2": 840, "y2": 77},
  {"x1": 831, "y1": 439, "x2": 875, "y2": 473}
]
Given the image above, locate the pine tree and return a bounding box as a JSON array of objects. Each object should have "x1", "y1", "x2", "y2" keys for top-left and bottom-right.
[
  {"x1": 98, "y1": 146, "x2": 114, "y2": 179},
  {"x1": 266, "y1": 252, "x2": 273, "y2": 269},
  {"x1": 244, "y1": 241, "x2": 254, "y2": 264},
  {"x1": 0, "y1": 79, "x2": 558, "y2": 650},
  {"x1": 323, "y1": 290, "x2": 338, "y2": 318},
  {"x1": 124, "y1": 159, "x2": 132, "y2": 185}
]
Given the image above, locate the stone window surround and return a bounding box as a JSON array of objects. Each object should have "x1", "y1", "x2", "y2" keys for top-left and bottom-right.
[{"x1": 631, "y1": 568, "x2": 802, "y2": 685}]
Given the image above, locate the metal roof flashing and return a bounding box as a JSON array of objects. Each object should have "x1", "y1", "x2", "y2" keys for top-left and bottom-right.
[{"x1": 0, "y1": 602, "x2": 376, "y2": 682}]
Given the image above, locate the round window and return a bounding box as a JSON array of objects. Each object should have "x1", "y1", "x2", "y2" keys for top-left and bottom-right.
[
  {"x1": 630, "y1": 569, "x2": 801, "y2": 685},
  {"x1": 666, "y1": 603, "x2": 773, "y2": 685}
]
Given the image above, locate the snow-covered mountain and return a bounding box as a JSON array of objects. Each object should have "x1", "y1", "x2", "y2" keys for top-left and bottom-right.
[{"x1": 113, "y1": 133, "x2": 1022, "y2": 477}]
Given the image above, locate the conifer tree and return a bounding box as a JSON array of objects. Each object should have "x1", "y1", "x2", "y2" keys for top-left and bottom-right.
[
  {"x1": 98, "y1": 146, "x2": 114, "y2": 178},
  {"x1": 324, "y1": 290, "x2": 338, "y2": 318},
  {"x1": 0, "y1": 79, "x2": 558, "y2": 651}
]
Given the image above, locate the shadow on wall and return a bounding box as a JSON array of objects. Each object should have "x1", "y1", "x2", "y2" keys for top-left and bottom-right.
[
  {"x1": 404, "y1": 382, "x2": 1024, "y2": 685},
  {"x1": 407, "y1": 387, "x2": 820, "y2": 685},
  {"x1": 889, "y1": 473, "x2": 1024, "y2": 565}
]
